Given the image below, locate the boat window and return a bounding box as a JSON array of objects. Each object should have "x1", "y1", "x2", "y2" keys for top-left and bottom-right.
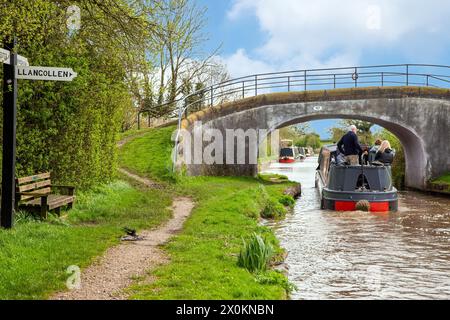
[{"x1": 280, "y1": 148, "x2": 294, "y2": 157}]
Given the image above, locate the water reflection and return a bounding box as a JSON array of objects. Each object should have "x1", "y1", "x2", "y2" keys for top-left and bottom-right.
[{"x1": 264, "y1": 157, "x2": 450, "y2": 300}]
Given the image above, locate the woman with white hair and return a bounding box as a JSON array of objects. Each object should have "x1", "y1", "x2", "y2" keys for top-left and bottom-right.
[{"x1": 375, "y1": 140, "x2": 395, "y2": 165}]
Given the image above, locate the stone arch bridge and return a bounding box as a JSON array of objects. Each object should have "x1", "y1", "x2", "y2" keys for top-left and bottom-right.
[{"x1": 173, "y1": 65, "x2": 450, "y2": 191}]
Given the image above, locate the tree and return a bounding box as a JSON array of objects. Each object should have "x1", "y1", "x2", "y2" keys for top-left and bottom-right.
[
  {"x1": 340, "y1": 119, "x2": 373, "y2": 134},
  {"x1": 0, "y1": 0, "x2": 151, "y2": 187},
  {"x1": 341, "y1": 119, "x2": 373, "y2": 144},
  {"x1": 293, "y1": 123, "x2": 311, "y2": 135},
  {"x1": 337, "y1": 119, "x2": 374, "y2": 145},
  {"x1": 181, "y1": 79, "x2": 205, "y2": 112},
  {"x1": 149, "y1": 0, "x2": 221, "y2": 116},
  {"x1": 329, "y1": 127, "x2": 347, "y2": 144},
  {"x1": 294, "y1": 133, "x2": 321, "y2": 149}
]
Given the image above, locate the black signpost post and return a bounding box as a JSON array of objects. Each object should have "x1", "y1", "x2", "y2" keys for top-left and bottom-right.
[{"x1": 1, "y1": 38, "x2": 17, "y2": 229}]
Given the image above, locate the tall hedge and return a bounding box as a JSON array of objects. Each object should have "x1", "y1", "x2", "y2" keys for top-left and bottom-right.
[{"x1": 0, "y1": 0, "x2": 143, "y2": 188}]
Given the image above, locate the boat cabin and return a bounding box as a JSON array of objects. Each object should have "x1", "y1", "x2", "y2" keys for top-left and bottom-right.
[{"x1": 316, "y1": 145, "x2": 398, "y2": 212}]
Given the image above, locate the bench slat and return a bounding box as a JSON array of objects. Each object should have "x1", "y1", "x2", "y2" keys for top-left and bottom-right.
[
  {"x1": 16, "y1": 172, "x2": 51, "y2": 185},
  {"x1": 20, "y1": 195, "x2": 34, "y2": 202},
  {"x1": 18, "y1": 187, "x2": 52, "y2": 202},
  {"x1": 17, "y1": 179, "x2": 51, "y2": 192},
  {"x1": 23, "y1": 195, "x2": 74, "y2": 208},
  {"x1": 49, "y1": 196, "x2": 75, "y2": 210}
]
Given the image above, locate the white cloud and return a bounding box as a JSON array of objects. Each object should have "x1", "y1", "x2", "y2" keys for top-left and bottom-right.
[
  {"x1": 223, "y1": 0, "x2": 450, "y2": 77},
  {"x1": 366, "y1": 5, "x2": 381, "y2": 31},
  {"x1": 223, "y1": 48, "x2": 274, "y2": 78}
]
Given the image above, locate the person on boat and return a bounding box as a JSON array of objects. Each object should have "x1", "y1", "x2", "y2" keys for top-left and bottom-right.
[
  {"x1": 337, "y1": 125, "x2": 363, "y2": 165},
  {"x1": 375, "y1": 140, "x2": 395, "y2": 165},
  {"x1": 368, "y1": 139, "x2": 382, "y2": 163}
]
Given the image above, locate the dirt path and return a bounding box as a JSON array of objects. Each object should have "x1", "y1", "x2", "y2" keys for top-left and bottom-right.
[
  {"x1": 52, "y1": 196, "x2": 194, "y2": 300},
  {"x1": 118, "y1": 168, "x2": 163, "y2": 189},
  {"x1": 51, "y1": 134, "x2": 194, "y2": 300},
  {"x1": 116, "y1": 132, "x2": 148, "y2": 148}
]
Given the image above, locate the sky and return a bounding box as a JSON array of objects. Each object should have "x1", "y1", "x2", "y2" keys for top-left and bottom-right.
[{"x1": 197, "y1": 0, "x2": 450, "y2": 138}]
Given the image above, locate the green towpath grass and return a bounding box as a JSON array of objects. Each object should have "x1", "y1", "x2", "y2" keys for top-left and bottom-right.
[
  {"x1": 0, "y1": 179, "x2": 172, "y2": 299},
  {"x1": 119, "y1": 126, "x2": 297, "y2": 299},
  {"x1": 0, "y1": 125, "x2": 298, "y2": 300}
]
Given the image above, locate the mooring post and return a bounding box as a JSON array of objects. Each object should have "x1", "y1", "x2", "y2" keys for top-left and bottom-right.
[{"x1": 1, "y1": 38, "x2": 18, "y2": 229}]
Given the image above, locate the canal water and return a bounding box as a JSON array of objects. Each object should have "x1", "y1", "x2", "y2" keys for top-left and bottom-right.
[{"x1": 263, "y1": 157, "x2": 450, "y2": 300}]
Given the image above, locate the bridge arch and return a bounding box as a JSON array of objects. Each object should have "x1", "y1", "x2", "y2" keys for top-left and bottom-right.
[
  {"x1": 267, "y1": 113, "x2": 426, "y2": 190},
  {"x1": 179, "y1": 87, "x2": 450, "y2": 191}
]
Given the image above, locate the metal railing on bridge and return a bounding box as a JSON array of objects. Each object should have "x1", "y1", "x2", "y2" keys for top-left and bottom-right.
[
  {"x1": 172, "y1": 63, "x2": 450, "y2": 118},
  {"x1": 169, "y1": 63, "x2": 450, "y2": 169}
]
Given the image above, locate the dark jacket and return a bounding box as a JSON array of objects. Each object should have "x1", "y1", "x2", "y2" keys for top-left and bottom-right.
[
  {"x1": 375, "y1": 148, "x2": 394, "y2": 165},
  {"x1": 337, "y1": 131, "x2": 363, "y2": 156}
]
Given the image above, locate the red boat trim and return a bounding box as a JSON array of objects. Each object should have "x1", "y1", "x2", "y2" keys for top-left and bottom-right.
[
  {"x1": 335, "y1": 201, "x2": 356, "y2": 211},
  {"x1": 334, "y1": 200, "x2": 390, "y2": 212},
  {"x1": 279, "y1": 158, "x2": 295, "y2": 163},
  {"x1": 369, "y1": 202, "x2": 389, "y2": 212}
]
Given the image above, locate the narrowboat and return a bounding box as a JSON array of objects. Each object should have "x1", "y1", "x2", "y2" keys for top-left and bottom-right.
[
  {"x1": 279, "y1": 140, "x2": 297, "y2": 163},
  {"x1": 296, "y1": 147, "x2": 306, "y2": 160},
  {"x1": 315, "y1": 145, "x2": 398, "y2": 212}
]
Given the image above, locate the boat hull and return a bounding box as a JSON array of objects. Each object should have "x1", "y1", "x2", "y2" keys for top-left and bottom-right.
[
  {"x1": 315, "y1": 170, "x2": 398, "y2": 212},
  {"x1": 315, "y1": 145, "x2": 398, "y2": 212},
  {"x1": 321, "y1": 188, "x2": 398, "y2": 212}
]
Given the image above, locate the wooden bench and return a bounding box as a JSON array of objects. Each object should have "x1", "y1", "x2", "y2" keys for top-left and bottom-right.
[{"x1": 15, "y1": 172, "x2": 75, "y2": 219}]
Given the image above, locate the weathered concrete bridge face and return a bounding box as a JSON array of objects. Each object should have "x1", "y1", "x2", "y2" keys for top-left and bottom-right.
[{"x1": 180, "y1": 87, "x2": 450, "y2": 191}]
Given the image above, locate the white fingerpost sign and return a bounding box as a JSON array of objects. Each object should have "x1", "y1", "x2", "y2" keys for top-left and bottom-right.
[
  {"x1": 1, "y1": 48, "x2": 29, "y2": 66},
  {"x1": 0, "y1": 48, "x2": 9, "y2": 62},
  {"x1": 16, "y1": 66, "x2": 77, "y2": 81}
]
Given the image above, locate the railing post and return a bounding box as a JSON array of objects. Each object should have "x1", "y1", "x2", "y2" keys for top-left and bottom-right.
[
  {"x1": 255, "y1": 75, "x2": 258, "y2": 96},
  {"x1": 406, "y1": 64, "x2": 409, "y2": 86},
  {"x1": 242, "y1": 81, "x2": 245, "y2": 98},
  {"x1": 333, "y1": 74, "x2": 336, "y2": 89},
  {"x1": 354, "y1": 67, "x2": 358, "y2": 88},
  {"x1": 172, "y1": 102, "x2": 184, "y2": 172},
  {"x1": 304, "y1": 70, "x2": 307, "y2": 91},
  {"x1": 288, "y1": 76, "x2": 290, "y2": 92},
  {"x1": 426, "y1": 75, "x2": 429, "y2": 87},
  {"x1": 381, "y1": 72, "x2": 384, "y2": 86}
]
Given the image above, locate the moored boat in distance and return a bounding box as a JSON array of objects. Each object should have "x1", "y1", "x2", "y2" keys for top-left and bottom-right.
[
  {"x1": 296, "y1": 146, "x2": 306, "y2": 160},
  {"x1": 279, "y1": 139, "x2": 297, "y2": 163},
  {"x1": 315, "y1": 145, "x2": 398, "y2": 212}
]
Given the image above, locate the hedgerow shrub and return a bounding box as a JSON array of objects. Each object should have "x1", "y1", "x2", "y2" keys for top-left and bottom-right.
[{"x1": 0, "y1": 1, "x2": 136, "y2": 189}]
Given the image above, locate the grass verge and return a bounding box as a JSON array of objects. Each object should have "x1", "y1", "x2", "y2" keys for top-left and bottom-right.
[
  {"x1": 433, "y1": 172, "x2": 450, "y2": 184},
  {"x1": 119, "y1": 127, "x2": 298, "y2": 299},
  {"x1": 429, "y1": 172, "x2": 450, "y2": 193},
  {"x1": 118, "y1": 126, "x2": 175, "y2": 182},
  {"x1": 0, "y1": 180, "x2": 172, "y2": 299}
]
